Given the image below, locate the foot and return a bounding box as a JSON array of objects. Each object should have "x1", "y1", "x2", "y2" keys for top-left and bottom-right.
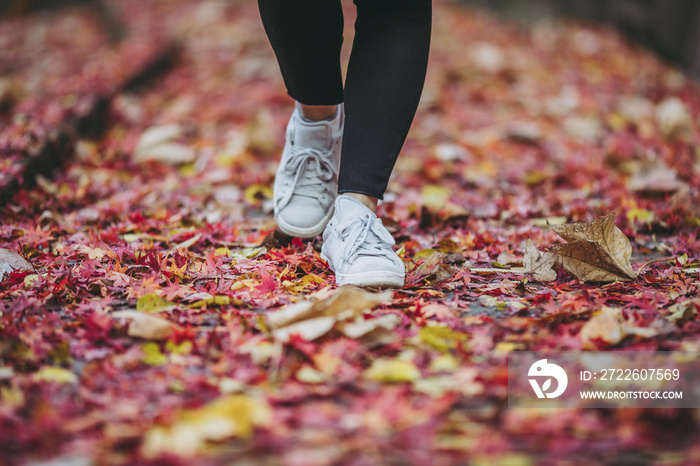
[
  {"x1": 273, "y1": 103, "x2": 343, "y2": 238},
  {"x1": 321, "y1": 195, "x2": 405, "y2": 287}
]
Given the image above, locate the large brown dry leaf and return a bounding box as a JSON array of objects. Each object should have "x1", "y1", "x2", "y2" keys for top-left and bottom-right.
[
  {"x1": 0, "y1": 248, "x2": 33, "y2": 281},
  {"x1": 269, "y1": 286, "x2": 394, "y2": 342},
  {"x1": 546, "y1": 213, "x2": 636, "y2": 282}
]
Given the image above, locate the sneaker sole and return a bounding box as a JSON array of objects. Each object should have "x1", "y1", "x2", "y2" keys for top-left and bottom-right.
[
  {"x1": 321, "y1": 252, "x2": 405, "y2": 287},
  {"x1": 275, "y1": 207, "x2": 335, "y2": 239},
  {"x1": 335, "y1": 270, "x2": 405, "y2": 288}
]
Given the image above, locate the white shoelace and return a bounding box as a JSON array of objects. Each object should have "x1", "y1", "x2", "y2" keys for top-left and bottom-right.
[
  {"x1": 276, "y1": 146, "x2": 337, "y2": 211},
  {"x1": 339, "y1": 213, "x2": 395, "y2": 266}
]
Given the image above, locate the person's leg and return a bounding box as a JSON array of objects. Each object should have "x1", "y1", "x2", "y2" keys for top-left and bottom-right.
[
  {"x1": 322, "y1": 0, "x2": 432, "y2": 287},
  {"x1": 257, "y1": 0, "x2": 344, "y2": 108},
  {"x1": 339, "y1": 0, "x2": 432, "y2": 205},
  {"x1": 258, "y1": 0, "x2": 346, "y2": 238}
]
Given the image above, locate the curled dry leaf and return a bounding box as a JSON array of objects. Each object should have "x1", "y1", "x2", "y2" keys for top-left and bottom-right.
[
  {"x1": 112, "y1": 310, "x2": 177, "y2": 340},
  {"x1": 269, "y1": 285, "x2": 394, "y2": 342},
  {"x1": 547, "y1": 213, "x2": 636, "y2": 282},
  {"x1": 0, "y1": 248, "x2": 33, "y2": 281},
  {"x1": 408, "y1": 251, "x2": 455, "y2": 286},
  {"x1": 525, "y1": 213, "x2": 636, "y2": 283},
  {"x1": 134, "y1": 124, "x2": 196, "y2": 164},
  {"x1": 339, "y1": 314, "x2": 400, "y2": 346},
  {"x1": 271, "y1": 316, "x2": 338, "y2": 343},
  {"x1": 268, "y1": 285, "x2": 391, "y2": 328}
]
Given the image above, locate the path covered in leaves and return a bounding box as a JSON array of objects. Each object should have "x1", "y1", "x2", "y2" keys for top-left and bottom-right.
[{"x1": 1, "y1": 0, "x2": 700, "y2": 464}]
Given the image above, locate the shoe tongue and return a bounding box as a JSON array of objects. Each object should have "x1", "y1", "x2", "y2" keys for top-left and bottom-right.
[
  {"x1": 294, "y1": 119, "x2": 334, "y2": 151},
  {"x1": 336, "y1": 195, "x2": 373, "y2": 222}
]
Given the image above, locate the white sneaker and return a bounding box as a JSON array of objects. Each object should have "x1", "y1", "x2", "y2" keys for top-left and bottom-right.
[
  {"x1": 321, "y1": 195, "x2": 405, "y2": 287},
  {"x1": 273, "y1": 103, "x2": 343, "y2": 238}
]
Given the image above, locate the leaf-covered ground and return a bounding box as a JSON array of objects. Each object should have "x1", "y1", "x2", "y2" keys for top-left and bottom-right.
[{"x1": 1, "y1": 0, "x2": 700, "y2": 464}]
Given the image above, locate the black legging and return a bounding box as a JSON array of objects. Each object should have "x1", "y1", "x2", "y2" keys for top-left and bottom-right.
[{"x1": 258, "y1": 0, "x2": 432, "y2": 200}]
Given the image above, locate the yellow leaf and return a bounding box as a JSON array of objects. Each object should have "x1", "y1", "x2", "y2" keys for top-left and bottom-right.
[
  {"x1": 23, "y1": 274, "x2": 40, "y2": 286},
  {"x1": 1, "y1": 386, "x2": 24, "y2": 408},
  {"x1": 190, "y1": 295, "x2": 231, "y2": 308},
  {"x1": 494, "y1": 342, "x2": 521, "y2": 353},
  {"x1": 419, "y1": 325, "x2": 468, "y2": 352},
  {"x1": 141, "y1": 395, "x2": 271, "y2": 459},
  {"x1": 142, "y1": 342, "x2": 168, "y2": 366},
  {"x1": 284, "y1": 274, "x2": 326, "y2": 293},
  {"x1": 243, "y1": 184, "x2": 273, "y2": 205},
  {"x1": 137, "y1": 294, "x2": 176, "y2": 313},
  {"x1": 166, "y1": 341, "x2": 193, "y2": 354},
  {"x1": 430, "y1": 353, "x2": 459, "y2": 372},
  {"x1": 33, "y1": 366, "x2": 78, "y2": 384},
  {"x1": 421, "y1": 185, "x2": 450, "y2": 210},
  {"x1": 365, "y1": 358, "x2": 420, "y2": 383},
  {"x1": 296, "y1": 365, "x2": 325, "y2": 384},
  {"x1": 626, "y1": 208, "x2": 654, "y2": 224},
  {"x1": 414, "y1": 248, "x2": 437, "y2": 260}
]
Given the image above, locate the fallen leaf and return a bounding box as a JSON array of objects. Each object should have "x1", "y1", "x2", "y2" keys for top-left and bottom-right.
[
  {"x1": 580, "y1": 306, "x2": 658, "y2": 348},
  {"x1": 269, "y1": 286, "x2": 393, "y2": 342},
  {"x1": 0, "y1": 248, "x2": 33, "y2": 281},
  {"x1": 547, "y1": 213, "x2": 637, "y2": 282},
  {"x1": 134, "y1": 124, "x2": 196, "y2": 164},
  {"x1": 409, "y1": 251, "x2": 454, "y2": 285},
  {"x1": 137, "y1": 294, "x2": 176, "y2": 313},
  {"x1": 419, "y1": 325, "x2": 469, "y2": 352},
  {"x1": 296, "y1": 365, "x2": 325, "y2": 384},
  {"x1": 655, "y1": 97, "x2": 692, "y2": 138},
  {"x1": 364, "y1": 358, "x2": 420, "y2": 383},
  {"x1": 580, "y1": 306, "x2": 625, "y2": 348},
  {"x1": 173, "y1": 233, "x2": 202, "y2": 250},
  {"x1": 664, "y1": 299, "x2": 699, "y2": 323},
  {"x1": 246, "y1": 109, "x2": 277, "y2": 154},
  {"x1": 271, "y1": 316, "x2": 337, "y2": 342},
  {"x1": 268, "y1": 285, "x2": 391, "y2": 329},
  {"x1": 141, "y1": 342, "x2": 168, "y2": 366},
  {"x1": 627, "y1": 161, "x2": 685, "y2": 194},
  {"x1": 33, "y1": 366, "x2": 79, "y2": 384},
  {"x1": 523, "y1": 239, "x2": 559, "y2": 281},
  {"x1": 142, "y1": 395, "x2": 271, "y2": 458},
  {"x1": 112, "y1": 310, "x2": 177, "y2": 340}
]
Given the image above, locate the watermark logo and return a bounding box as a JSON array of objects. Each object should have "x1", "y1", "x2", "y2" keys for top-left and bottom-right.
[{"x1": 528, "y1": 359, "x2": 568, "y2": 398}]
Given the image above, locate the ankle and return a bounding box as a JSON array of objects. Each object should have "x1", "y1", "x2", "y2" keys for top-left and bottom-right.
[
  {"x1": 343, "y1": 193, "x2": 379, "y2": 214},
  {"x1": 299, "y1": 103, "x2": 338, "y2": 121}
]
